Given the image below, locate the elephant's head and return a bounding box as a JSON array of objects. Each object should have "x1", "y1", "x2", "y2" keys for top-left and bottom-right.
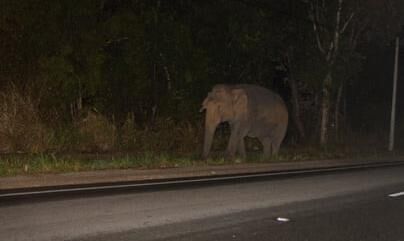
[{"x1": 200, "y1": 85, "x2": 248, "y2": 159}]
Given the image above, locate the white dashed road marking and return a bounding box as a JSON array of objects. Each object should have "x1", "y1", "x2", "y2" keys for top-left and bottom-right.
[
  {"x1": 388, "y1": 191, "x2": 404, "y2": 198},
  {"x1": 276, "y1": 217, "x2": 290, "y2": 222}
]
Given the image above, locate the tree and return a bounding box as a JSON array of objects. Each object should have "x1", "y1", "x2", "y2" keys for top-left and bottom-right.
[
  {"x1": 307, "y1": 0, "x2": 355, "y2": 145},
  {"x1": 306, "y1": 0, "x2": 404, "y2": 145}
]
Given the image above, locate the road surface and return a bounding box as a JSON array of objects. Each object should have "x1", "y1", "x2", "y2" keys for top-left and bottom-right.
[{"x1": 1, "y1": 165, "x2": 404, "y2": 241}]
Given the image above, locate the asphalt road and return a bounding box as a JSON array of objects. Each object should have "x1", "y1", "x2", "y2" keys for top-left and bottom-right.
[{"x1": 1, "y1": 165, "x2": 404, "y2": 241}]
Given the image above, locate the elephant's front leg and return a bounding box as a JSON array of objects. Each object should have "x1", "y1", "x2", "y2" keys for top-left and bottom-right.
[{"x1": 237, "y1": 137, "x2": 246, "y2": 160}]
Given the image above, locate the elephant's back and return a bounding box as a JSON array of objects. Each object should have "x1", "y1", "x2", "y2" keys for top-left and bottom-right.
[
  {"x1": 242, "y1": 85, "x2": 287, "y2": 114},
  {"x1": 242, "y1": 85, "x2": 288, "y2": 135}
]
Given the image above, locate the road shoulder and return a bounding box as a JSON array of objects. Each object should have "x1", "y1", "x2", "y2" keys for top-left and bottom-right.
[{"x1": 2, "y1": 156, "x2": 404, "y2": 191}]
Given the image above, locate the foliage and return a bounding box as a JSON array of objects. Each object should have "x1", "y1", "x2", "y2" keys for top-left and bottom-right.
[{"x1": 0, "y1": 0, "x2": 403, "y2": 155}]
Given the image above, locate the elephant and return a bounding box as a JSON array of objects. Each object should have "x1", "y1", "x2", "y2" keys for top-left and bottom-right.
[{"x1": 200, "y1": 84, "x2": 288, "y2": 160}]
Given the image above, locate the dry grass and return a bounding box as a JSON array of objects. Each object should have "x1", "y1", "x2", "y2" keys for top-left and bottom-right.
[
  {"x1": 0, "y1": 86, "x2": 52, "y2": 153},
  {"x1": 120, "y1": 112, "x2": 138, "y2": 150},
  {"x1": 138, "y1": 118, "x2": 202, "y2": 154},
  {"x1": 74, "y1": 110, "x2": 117, "y2": 152},
  {"x1": 121, "y1": 115, "x2": 203, "y2": 154}
]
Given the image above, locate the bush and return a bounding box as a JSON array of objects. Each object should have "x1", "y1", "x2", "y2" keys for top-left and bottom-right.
[
  {"x1": 120, "y1": 112, "x2": 138, "y2": 150},
  {"x1": 120, "y1": 115, "x2": 203, "y2": 154},
  {"x1": 0, "y1": 89, "x2": 204, "y2": 156},
  {"x1": 0, "y1": 86, "x2": 52, "y2": 153},
  {"x1": 74, "y1": 110, "x2": 117, "y2": 152},
  {"x1": 143, "y1": 118, "x2": 202, "y2": 154}
]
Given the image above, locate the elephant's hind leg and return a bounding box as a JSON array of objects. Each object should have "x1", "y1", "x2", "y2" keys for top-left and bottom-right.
[
  {"x1": 271, "y1": 139, "x2": 282, "y2": 155},
  {"x1": 261, "y1": 137, "x2": 273, "y2": 160},
  {"x1": 271, "y1": 125, "x2": 287, "y2": 155}
]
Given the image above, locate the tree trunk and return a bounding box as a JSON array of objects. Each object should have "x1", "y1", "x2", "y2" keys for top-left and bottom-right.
[
  {"x1": 334, "y1": 82, "x2": 344, "y2": 140},
  {"x1": 283, "y1": 49, "x2": 305, "y2": 141},
  {"x1": 289, "y1": 77, "x2": 306, "y2": 140},
  {"x1": 320, "y1": 73, "x2": 332, "y2": 145}
]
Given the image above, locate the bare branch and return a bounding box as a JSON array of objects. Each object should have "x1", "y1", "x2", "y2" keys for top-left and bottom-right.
[
  {"x1": 352, "y1": 20, "x2": 368, "y2": 49},
  {"x1": 328, "y1": 0, "x2": 343, "y2": 64},
  {"x1": 309, "y1": 1, "x2": 326, "y2": 55},
  {"x1": 340, "y1": 12, "x2": 354, "y2": 34}
]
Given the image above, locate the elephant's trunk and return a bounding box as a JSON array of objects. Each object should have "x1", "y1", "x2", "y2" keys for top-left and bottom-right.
[{"x1": 202, "y1": 108, "x2": 220, "y2": 159}]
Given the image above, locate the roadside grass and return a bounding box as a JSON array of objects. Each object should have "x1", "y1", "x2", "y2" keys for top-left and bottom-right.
[
  {"x1": 0, "y1": 153, "x2": 194, "y2": 176},
  {"x1": 0, "y1": 144, "x2": 397, "y2": 177},
  {"x1": 0, "y1": 153, "x2": 249, "y2": 177}
]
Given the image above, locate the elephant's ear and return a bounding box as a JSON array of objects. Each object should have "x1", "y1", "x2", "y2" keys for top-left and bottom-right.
[
  {"x1": 231, "y1": 88, "x2": 248, "y2": 119},
  {"x1": 200, "y1": 92, "x2": 214, "y2": 112}
]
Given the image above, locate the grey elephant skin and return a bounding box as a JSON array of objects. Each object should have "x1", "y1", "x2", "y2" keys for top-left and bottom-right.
[{"x1": 200, "y1": 84, "x2": 288, "y2": 160}]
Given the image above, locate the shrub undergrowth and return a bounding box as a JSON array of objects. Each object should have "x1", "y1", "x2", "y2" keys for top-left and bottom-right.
[
  {"x1": 0, "y1": 87, "x2": 396, "y2": 176},
  {"x1": 0, "y1": 86, "x2": 52, "y2": 153}
]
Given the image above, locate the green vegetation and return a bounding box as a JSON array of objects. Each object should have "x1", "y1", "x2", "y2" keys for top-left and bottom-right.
[
  {"x1": 0, "y1": 144, "x2": 398, "y2": 177},
  {"x1": 0, "y1": 153, "x2": 193, "y2": 176},
  {"x1": 0, "y1": 1, "x2": 403, "y2": 176}
]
